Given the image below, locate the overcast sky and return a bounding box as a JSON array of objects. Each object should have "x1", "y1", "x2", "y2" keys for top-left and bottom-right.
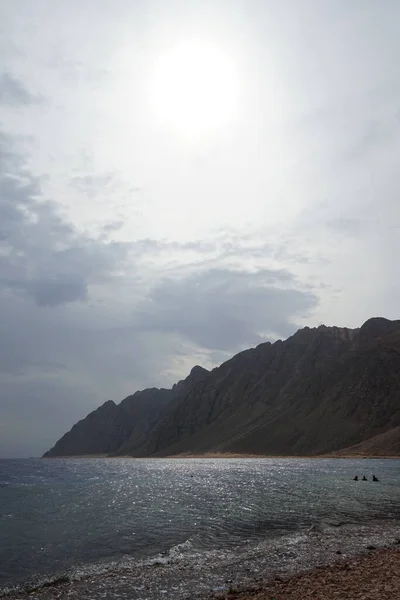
[{"x1": 0, "y1": 0, "x2": 399, "y2": 457}]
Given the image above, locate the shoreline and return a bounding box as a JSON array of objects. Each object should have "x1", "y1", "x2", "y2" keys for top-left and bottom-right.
[
  {"x1": 3, "y1": 521, "x2": 400, "y2": 599},
  {"x1": 41, "y1": 452, "x2": 400, "y2": 459},
  {"x1": 230, "y1": 546, "x2": 400, "y2": 600}
]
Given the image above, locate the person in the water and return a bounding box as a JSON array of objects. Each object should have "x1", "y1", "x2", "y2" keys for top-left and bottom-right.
[
  {"x1": 353, "y1": 475, "x2": 358, "y2": 481},
  {"x1": 372, "y1": 475, "x2": 379, "y2": 482},
  {"x1": 362, "y1": 475, "x2": 368, "y2": 481}
]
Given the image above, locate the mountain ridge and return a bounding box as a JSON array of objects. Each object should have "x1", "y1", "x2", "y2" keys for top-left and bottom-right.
[
  {"x1": 44, "y1": 317, "x2": 400, "y2": 458},
  {"x1": 43, "y1": 365, "x2": 210, "y2": 458}
]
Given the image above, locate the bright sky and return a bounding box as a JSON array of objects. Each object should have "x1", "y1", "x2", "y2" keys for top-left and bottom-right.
[{"x1": 1, "y1": 0, "x2": 399, "y2": 456}]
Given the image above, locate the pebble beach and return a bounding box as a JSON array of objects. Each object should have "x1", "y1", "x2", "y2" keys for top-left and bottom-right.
[{"x1": 232, "y1": 547, "x2": 400, "y2": 600}]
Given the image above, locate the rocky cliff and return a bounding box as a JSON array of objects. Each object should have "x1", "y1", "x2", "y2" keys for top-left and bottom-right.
[
  {"x1": 43, "y1": 366, "x2": 209, "y2": 457},
  {"x1": 44, "y1": 317, "x2": 400, "y2": 457}
]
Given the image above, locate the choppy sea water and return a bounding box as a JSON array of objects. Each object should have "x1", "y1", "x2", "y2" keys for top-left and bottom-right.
[{"x1": 1, "y1": 457, "x2": 400, "y2": 599}]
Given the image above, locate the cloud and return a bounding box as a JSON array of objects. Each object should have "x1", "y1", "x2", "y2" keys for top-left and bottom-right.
[
  {"x1": 136, "y1": 268, "x2": 318, "y2": 350},
  {"x1": 0, "y1": 127, "x2": 322, "y2": 456},
  {"x1": 69, "y1": 173, "x2": 115, "y2": 197},
  {"x1": 326, "y1": 217, "x2": 361, "y2": 234},
  {"x1": 102, "y1": 220, "x2": 125, "y2": 233},
  {"x1": 11, "y1": 0, "x2": 400, "y2": 456},
  {"x1": 0, "y1": 131, "x2": 131, "y2": 307},
  {"x1": 25, "y1": 276, "x2": 88, "y2": 306},
  {"x1": 0, "y1": 72, "x2": 40, "y2": 105},
  {"x1": 0, "y1": 131, "x2": 141, "y2": 455},
  {"x1": 347, "y1": 110, "x2": 400, "y2": 163}
]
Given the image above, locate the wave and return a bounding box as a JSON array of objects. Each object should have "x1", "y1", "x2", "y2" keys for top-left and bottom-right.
[
  {"x1": 2, "y1": 521, "x2": 400, "y2": 600},
  {"x1": 144, "y1": 539, "x2": 194, "y2": 566}
]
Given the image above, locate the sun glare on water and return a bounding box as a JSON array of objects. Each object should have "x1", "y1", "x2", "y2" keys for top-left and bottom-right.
[{"x1": 148, "y1": 39, "x2": 241, "y2": 139}]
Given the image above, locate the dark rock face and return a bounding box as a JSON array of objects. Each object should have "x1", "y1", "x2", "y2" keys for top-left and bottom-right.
[
  {"x1": 44, "y1": 318, "x2": 400, "y2": 458},
  {"x1": 133, "y1": 317, "x2": 400, "y2": 457},
  {"x1": 43, "y1": 367, "x2": 209, "y2": 457},
  {"x1": 358, "y1": 317, "x2": 400, "y2": 343},
  {"x1": 43, "y1": 400, "x2": 128, "y2": 457}
]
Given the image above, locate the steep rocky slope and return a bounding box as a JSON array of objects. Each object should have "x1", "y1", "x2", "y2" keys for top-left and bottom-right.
[
  {"x1": 44, "y1": 317, "x2": 400, "y2": 457},
  {"x1": 43, "y1": 366, "x2": 209, "y2": 457},
  {"x1": 131, "y1": 318, "x2": 400, "y2": 457}
]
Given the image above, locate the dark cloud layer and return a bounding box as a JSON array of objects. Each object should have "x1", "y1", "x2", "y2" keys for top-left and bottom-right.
[
  {"x1": 0, "y1": 132, "x2": 130, "y2": 307},
  {"x1": 0, "y1": 132, "x2": 136, "y2": 455},
  {"x1": 2, "y1": 0, "x2": 400, "y2": 459},
  {"x1": 0, "y1": 131, "x2": 319, "y2": 457},
  {"x1": 0, "y1": 72, "x2": 40, "y2": 105},
  {"x1": 136, "y1": 268, "x2": 318, "y2": 350}
]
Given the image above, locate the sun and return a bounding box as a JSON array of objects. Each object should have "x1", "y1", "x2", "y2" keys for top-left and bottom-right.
[{"x1": 147, "y1": 39, "x2": 240, "y2": 139}]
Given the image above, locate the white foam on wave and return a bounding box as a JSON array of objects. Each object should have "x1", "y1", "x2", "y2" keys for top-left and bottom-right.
[{"x1": 144, "y1": 539, "x2": 194, "y2": 566}]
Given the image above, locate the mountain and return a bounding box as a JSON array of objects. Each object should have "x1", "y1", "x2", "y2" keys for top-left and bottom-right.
[
  {"x1": 44, "y1": 317, "x2": 400, "y2": 458},
  {"x1": 330, "y1": 426, "x2": 400, "y2": 457},
  {"x1": 43, "y1": 366, "x2": 209, "y2": 457}
]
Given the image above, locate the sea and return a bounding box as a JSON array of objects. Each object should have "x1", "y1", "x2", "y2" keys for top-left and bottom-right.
[{"x1": 1, "y1": 457, "x2": 400, "y2": 599}]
